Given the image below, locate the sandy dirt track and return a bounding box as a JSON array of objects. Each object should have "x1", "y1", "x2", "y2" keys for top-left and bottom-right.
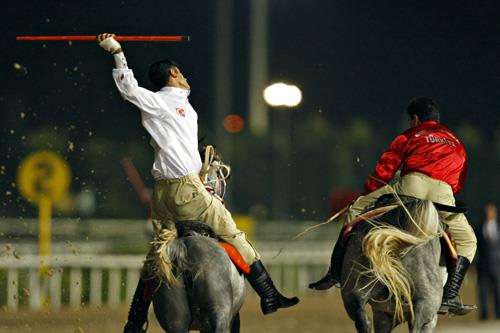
[{"x1": 1, "y1": 293, "x2": 499, "y2": 333}]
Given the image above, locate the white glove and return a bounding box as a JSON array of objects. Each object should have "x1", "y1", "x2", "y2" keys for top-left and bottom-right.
[{"x1": 97, "y1": 33, "x2": 122, "y2": 54}]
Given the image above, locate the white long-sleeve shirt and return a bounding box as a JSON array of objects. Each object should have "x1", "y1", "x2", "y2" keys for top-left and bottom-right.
[{"x1": 111, "y1": 53, "x2": 202, "y2": 180}]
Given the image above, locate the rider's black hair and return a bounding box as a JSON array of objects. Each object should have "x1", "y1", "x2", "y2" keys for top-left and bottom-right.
[
  {"x1": 148, "y1": 60, "x2": 180, "y2": 90},
  {"x1": 407, "y1": 97, "x2": 440, "y2": 122}
]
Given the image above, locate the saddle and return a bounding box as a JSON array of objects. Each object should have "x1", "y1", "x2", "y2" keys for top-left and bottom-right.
[
  {"x1": 376, "y1": 193, "x2": 467, "y2": 214},
  {"x1": 340, "y1": 195, "x2": 459, "y2": 263},
  {"x1": 175, "y1": 221, "x2": 250, "y2": 274},
  {"x1": 176, "y1": 220, "x2": 218, "y2": 239}
]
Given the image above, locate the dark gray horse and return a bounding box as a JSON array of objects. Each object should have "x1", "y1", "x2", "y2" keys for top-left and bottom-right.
[
  {"x1": 148, "y1": 222, "x2": 245, "y2": 333},
  {"x1": 316, "y1": 199, "x2": 446, "y2": 332}
]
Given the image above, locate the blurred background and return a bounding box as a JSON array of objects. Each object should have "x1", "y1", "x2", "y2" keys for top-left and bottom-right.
[{"x1": 1, "y1": 0, "x2": 500, "y2": 332}]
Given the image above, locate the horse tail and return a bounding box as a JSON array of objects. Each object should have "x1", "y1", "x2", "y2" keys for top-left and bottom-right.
[
  {"x1": 362, "y1": 199, "x2": 442, "y2": 323},
  {"x1": 147, "y1": 227, "x2": 188, "y2": 287}
]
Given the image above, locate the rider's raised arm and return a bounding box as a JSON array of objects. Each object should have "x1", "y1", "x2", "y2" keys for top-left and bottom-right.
[
  {"x1": 364, "y1": 134, "x2": 408, "y2": 194},
  {"x1": 111, "y1": 55, "x2": 165, "y2": 117},
  {"x1": 98, "y1": 33, "x2": 165, "y2": 118}
]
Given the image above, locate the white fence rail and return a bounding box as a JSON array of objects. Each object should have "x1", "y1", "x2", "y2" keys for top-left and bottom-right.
[
  {"x1": 0, "y1": 254, "x2": 143, "y2": 311},
  {"x1": 0, "y1": 246, "x2": 332, "y2": 312}
]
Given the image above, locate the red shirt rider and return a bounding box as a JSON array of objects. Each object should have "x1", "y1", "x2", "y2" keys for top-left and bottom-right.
[{"x1": 364, "y1": 110, "x2": 467, "y2": 195}]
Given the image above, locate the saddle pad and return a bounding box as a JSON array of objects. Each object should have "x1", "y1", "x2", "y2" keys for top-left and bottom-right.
[{"x1": 218, "y1": 242, "x2": 251, "y2": 274}]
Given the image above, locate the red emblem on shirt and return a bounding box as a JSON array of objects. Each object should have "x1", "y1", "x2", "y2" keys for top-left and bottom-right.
[{"x1": 176, "y1": 108, "x2": 186, "y2": 117}]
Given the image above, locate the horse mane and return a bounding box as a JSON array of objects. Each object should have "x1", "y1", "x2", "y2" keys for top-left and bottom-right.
[
  {"x1": 361, "y1": 198, "x2": 443, "y2": 323},
  {"x1": 146, "y1": 227, "x2": 189, "y2": 287}
]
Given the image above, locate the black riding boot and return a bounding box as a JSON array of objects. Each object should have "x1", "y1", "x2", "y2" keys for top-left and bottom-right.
[
  {"x1": 123, "y1": 279, "x2": 150, "y2": 333},
  {"x1": 438, "y1": 256, "x2": 477, "y2": 316},
  {"x1": 309, "y1": 227, "x2": 346, "y2": 290},
  {"x1": 246, "y1": 260, "x2": 299, "y2": 315}
]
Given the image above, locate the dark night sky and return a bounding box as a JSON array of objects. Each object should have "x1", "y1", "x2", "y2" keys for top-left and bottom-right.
[
  {"x1": 1, "y1": 1, "x2": 216, "y2": 138},
  {"x1": 1, "y1": 0, "x2": 500, "y2": 218},
  {"x1": 2, "y1": 0, "x2": 500, "y2": 130},
  {"x1": 267, "y1": 0, "x2": 500, "y2": 130}
]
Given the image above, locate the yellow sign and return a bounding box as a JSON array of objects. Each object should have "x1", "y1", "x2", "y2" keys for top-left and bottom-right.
[
  {"x1": 17, "y1": 151, "x2": 71, "y2": 259},
  {"x1": 234, "y1": 214, "x2": 256, "y2": 241},
  {"x1": 17, "y1": 151, "x2": 71, "y2": 204}
]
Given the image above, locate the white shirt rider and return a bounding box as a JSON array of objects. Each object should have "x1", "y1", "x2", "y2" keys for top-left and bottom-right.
[{"x1": 105, "y1": 38, "x2": 202, "y2": 180}]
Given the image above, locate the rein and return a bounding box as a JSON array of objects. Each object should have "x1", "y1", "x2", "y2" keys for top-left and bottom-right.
[
  {"x1": 272, "y1": 205, "x2": 350, "y2": 259},
  {"x1": 199, "y1": 145, "x2": 231, "y2": 200}
]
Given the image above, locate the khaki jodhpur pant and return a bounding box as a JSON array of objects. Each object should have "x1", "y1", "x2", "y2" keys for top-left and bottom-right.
[
  {"x1": 150, "y1": 173, "x2": 260, "y2": 265},
  {"x1": 345, "y1": 172, "x2": 477, "y2": 262}
]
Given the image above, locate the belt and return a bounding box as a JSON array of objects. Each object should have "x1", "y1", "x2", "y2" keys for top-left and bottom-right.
[{"x1": 155, "y1": 172, "x2": 200, "y2": 185}]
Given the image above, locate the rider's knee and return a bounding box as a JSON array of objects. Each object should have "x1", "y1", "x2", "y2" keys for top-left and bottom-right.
[
  {"x1": 457, "y1": 233, "x2": 477, "y2": 262},
  {"x1": 466, "y1": 233, "x2": 478, "y2": 262},
  {"x1": 449, "y1": 223, "x2": 477, "y2": 262}
]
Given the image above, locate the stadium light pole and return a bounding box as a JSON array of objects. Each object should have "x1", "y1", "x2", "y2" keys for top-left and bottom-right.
[
  {"x1": 263, "y1": 82, "x2": 302, "y2": 220},
  {"x1": 249, "y1": 0, "x2": 269, "y2": 136},
  {"x1": 214, "y1": 0, "x2": 234, "y2": 203}
]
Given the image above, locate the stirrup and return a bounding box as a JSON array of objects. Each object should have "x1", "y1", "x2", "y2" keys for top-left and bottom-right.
[{"x1": 438, "y1": 299, "x2": 477, "y2": 316}]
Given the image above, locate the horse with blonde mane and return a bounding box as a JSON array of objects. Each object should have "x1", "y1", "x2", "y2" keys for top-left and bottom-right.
[
  {"x1": 316, "y1": 198, "x2": 447, "y2": 332},
  {"x1": 145, "y1": 221, "x2": 245, "y2": 333}
]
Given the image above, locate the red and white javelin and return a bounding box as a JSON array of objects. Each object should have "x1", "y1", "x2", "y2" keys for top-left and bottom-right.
[{"x1": 16, "y1": 35, "x2": 190, "y2": 42}]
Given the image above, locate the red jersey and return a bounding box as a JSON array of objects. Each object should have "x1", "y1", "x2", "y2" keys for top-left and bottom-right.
[{"x1": 364, "y1": 121, "x2": 467, "y2": 194}]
